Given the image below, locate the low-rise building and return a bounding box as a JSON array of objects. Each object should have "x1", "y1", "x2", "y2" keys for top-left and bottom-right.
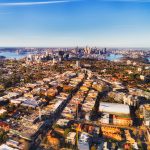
[
  {"x1": 100, "y1": 113, "x2": 110, "y2": 124},
  {"x1": 6, "y1": 139, "x2": 20, "y2": 149},
  {"x1": 147, "y1": 128, "x2": 150, "y2": 142},
  {"x1": 66, "y1": 132, "x2": 76, "y2": 145},
  {"x1": 113, "y1": 115, "x2": 133, "y2": 126},
  {"x1": 0, "y1": 144, "x2": 19, "y2": 150},
  {"x1": 0, "y1": 121, "x2": 10, "y2": 131},
  {"x1": 56, "y1": 119, "x2": 70, "y2": 127}
]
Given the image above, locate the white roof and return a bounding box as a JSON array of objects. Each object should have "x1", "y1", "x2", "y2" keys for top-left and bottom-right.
[
  {"x1": 0, "y1": 109, "x2": 7, "y2": 114},
  {"x1": 53, "y1": 100, "x2": 62, "y2": 111},
  {"x1": 0, "y1": 144, "x2": 18, "y2": 150},
  {"x1": 99, "y1": 102, "x2": 130, "y2": 115},
  {"x1": 67, "y1": 132, "x2": 76, "y2": 139},
  {"x1": 0, "y1": 97, "x2": 3, "y2": 101},
  {"x1": 56, "y1": 119, "x2": 69, "y2": 125},
  {"x1": 80, "y1": 133, "x2": 89, "y2": 140},
  {"x1": 10, "y1": 99, "x2": 22, "y2": 104}
]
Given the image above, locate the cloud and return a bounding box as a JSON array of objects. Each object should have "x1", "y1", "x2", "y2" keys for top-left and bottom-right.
[{"x1": 0, "y1": 0, "x2": 75, "y2": 6}]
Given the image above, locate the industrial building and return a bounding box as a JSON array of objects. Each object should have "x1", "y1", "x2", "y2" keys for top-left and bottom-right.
[{"x1": 99, "y1": 102, "x2": 130, "y2": 115}]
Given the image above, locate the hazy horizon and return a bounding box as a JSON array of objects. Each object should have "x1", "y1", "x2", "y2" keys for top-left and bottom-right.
[{"x1": 0, "y1": 46, "x2": 150, "y2": 50}]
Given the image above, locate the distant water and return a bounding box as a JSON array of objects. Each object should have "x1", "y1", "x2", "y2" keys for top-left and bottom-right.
[
  {"x1": 1, "y1": 51, "x2": 149, "y2": 62},
  {"x1": 0, "y1": 51, "x2": 34, "y2": 59},
  {"x1": 106, "y1": 54, "x2": 123, "y2": 61}
]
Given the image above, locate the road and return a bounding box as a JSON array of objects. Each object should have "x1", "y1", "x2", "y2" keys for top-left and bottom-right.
[{"x1": 29, "y1": 76, "x2": 87, "y2": 150}]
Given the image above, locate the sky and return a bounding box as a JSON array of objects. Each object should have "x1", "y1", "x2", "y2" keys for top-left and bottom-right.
[{"x1": 0, "y1": 0, "x2": 150, "y2": 47}]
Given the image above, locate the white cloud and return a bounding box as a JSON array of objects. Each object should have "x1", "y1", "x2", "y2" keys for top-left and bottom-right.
[{"x1": 0, "y1": 0, "x2": 74, "y2": 6}]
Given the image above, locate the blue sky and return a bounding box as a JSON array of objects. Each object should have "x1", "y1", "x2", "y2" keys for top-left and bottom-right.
[{"x1": 0, "y1": 0, "x2": 150, "y2": 47}]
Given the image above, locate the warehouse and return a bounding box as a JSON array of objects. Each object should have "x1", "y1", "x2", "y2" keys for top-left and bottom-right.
[{"x1": 99, "y1": 102, "x2": 130, "y2": 115}]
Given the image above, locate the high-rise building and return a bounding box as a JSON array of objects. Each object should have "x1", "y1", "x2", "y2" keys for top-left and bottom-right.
[
  {"x1": 84, "y1": 46, "x2": 91, "y2": 54},
  {"x1": 103, "y1": 48, "x2": 107, "y2": 54}
]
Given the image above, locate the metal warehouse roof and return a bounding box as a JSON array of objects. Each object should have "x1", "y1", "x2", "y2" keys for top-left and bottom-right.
[{"x1": 99, "y1": 102, "x2": 130, "y2": 115}]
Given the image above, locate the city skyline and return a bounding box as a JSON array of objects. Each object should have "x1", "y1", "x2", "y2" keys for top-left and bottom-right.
[{"x1": 0, "y1": 0, "x2": 150, "y2": 47}]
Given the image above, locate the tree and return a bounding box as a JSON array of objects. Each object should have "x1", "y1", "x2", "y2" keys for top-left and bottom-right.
[
  {"x1": 91, "y1": 145, "x2": 97, "y2": 150},
  {"x1": 64, "y1": 128, "x2": 71, "y2": 138},
  {"x1": 0, "y1": 129, "x2": 8, "y2": 143},
  {"x1": 22, "y1": 139, "x2": 30, "y2": 150}
]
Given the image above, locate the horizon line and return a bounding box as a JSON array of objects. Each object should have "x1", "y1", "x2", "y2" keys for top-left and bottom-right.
[{"x1": 0, "y1": 46, "x2": 150, "y2": 49}]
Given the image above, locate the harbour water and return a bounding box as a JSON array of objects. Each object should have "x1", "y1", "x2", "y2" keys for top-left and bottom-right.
[
  {"x1": 0, "y1": 51, "x2": 27, "y2": 59},
  {"x1": 106, "y1": 54, "x2": 123, "y2": 61},
  {"x1": 0, "y1": 51, "x2": 37, "y2": 59}
]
